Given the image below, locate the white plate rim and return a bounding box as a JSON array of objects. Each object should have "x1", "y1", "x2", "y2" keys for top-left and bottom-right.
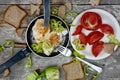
[{"x1": 70, "y1": 9, "x2": 120, "y2": 60}]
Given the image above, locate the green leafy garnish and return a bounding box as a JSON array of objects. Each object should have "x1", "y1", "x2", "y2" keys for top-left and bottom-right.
[
  {"x1": 35, "y1": 66, "x2": 60, "y2": 80},
  {"x1": 31, "y1": 43, "x2": 43, "y2": 53},
  {"x1": 36, "y1": 72, "x2": 45, "y2": 80},
  {"x1": 0, "y1": 40, "x2": 14, "y2": 55},
  {"x1": 73, "y1": 51, "x2": 85, "y2": 59},
  {"x1": 25, "y1": 54, "x2": 32, "y2": 68},
  {"x1": 84, "y1": 65, "x2": 90, "y2": 77},
  {"x1": 107, "y1": 34, "x2": 119, "y2": 45},
  {"x1": 72, "y1": 38, "x2": 85, "y2": 50},
  {"x1": 25, "y1": 71, "x2": 38, "y2": 80},
  {"x1": 84, "y1": 64, "x2": 100, "y2": 80},
  {"x1": 45, "y1": 66, "x2": 60, "y2": 80},
  {"x1": 92, "y1": 72, "x2": 100, "y2": 80},
  {"x1": 64, "y1": 12, "x2": 78, "y2": 24},
  {"x1": 51, "y1": 6, "x2": 58, "y2": 15},
  {"x1": 50, "y1": 19, "x2": 65, "y2": 33}
]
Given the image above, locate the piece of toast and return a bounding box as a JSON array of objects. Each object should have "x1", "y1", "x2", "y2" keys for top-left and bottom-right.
[
  {"x1": 30, "y1": 4, "x2": 40, "y2": 16},
  {"x1": 65, "y1": 2, "x2": 72, "y2": 10},
  {"x1": 89, "y1": 0, "x2": 101, "y2": 6},
  {"x1": 58, "y1": 5, "x2": 66, "y2": 19},
  {"x1": 16, "y1": 27, "x2": 26, "y2": 39},
  {"x1": 62, "y1": 61, "x2": 84, "y2": 80},
  {"x1": 103, "y1": 43, "x2": 115, "y2": 54},
  {"x1": 37, "y1": 0, "x2": 42, "y2": 4},
  {"x1": 4, "y1": 5, "x2": 27, "y2": 29}
]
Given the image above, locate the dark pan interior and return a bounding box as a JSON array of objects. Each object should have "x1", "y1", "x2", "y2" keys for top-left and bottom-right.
[{"x1": 27, "y1": 15, "x2": 69, "y2": 57}]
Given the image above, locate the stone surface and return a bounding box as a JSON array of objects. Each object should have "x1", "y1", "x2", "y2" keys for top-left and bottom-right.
[{"x1": 0, "y1": 0, "x2": 120, "y2": 80}]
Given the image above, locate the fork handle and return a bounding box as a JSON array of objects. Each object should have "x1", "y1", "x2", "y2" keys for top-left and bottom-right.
[{"x1": 76, "y1": 57, "x2": 103, "y2": 73}]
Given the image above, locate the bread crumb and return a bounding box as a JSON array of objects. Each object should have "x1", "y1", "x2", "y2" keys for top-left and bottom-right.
[
  {"x1": 58, "y1": 5, "x2": 66, "y2": 19},
  {"x1": 3, "y1": 68, "x2": 11, "y2": 77},
  {"x1": 4, "y1": 5, "x2": 27, "y2": 29},
  {"x1": 16, "y1": 27, "x2": 26, "y2": 40},
  {"x1": 37, "y1": 0, "x2": 42, "y2": 4},
  {"x1": 89, "y1": 0, "x2": 101, "y2": 6},
  {"x1": 65, "y1": 2, "x2": 72, "y2": 10},
  {"x1": 103, "y1": 43, "x2": 115, "y2": 54},
  {"x1": 30, "y1": 4, "x2": 40, "y2": 16}
]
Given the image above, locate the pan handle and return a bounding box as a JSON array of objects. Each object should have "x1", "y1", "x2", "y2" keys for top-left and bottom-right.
[{"x1": 0, "y1": 47, "x2": 31, "y2": 74}]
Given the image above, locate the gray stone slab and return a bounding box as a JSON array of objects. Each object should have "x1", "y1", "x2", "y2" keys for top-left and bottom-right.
[
  {"x1": 0, "y1": 0, "x2": 120, "y2": 4},
  {"x1": 0, "y1": 3, "x2": 120, "y2": 80}
]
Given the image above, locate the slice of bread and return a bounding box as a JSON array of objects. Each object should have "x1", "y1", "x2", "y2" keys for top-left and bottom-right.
[
  {"x1": 103, "y1": 43, "x2": 115, "y2": 54},
  {"x1": 16, "y1": 27, "x2": 26, "y2": 39},
  {"x1": 58, "y1": 5, "x2": 66, "y2": 19},
  {"x1": 3, "y1": 68, "x2": 11, "y2": 77},
  {"x1": 37, "y1": 0, "x2": 42, "y2": 4},
  {"x1": 65, "y1": 2, "x2": 72, "y2": 10},
  {"x1": 89, "y1": 0, "x2": 101, "y2": 6},
  {"x1": 4, "y1": 5, "x2": 27, "y2": 29},
  {"x1": 62, "y1": 61, "x2": 84, "y2": 80},
  {"x1": 30, "y1": 4, "x2": 40, "y2": 16}
]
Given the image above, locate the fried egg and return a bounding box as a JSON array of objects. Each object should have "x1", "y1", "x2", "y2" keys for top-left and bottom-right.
[
  {"x1": 32, "y1": 19, "x2": 50, "y2": 43},
  {"x1": 48, "y1": 32, "x2": 62, "y2": 48},
  {"x1": 42, "y1": 40, "x2": 54, "y2": 56}
]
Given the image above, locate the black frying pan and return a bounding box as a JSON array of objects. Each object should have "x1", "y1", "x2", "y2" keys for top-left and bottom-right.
[{"x1": 0, "y1": 15, "x2": 69, "y2": 74}]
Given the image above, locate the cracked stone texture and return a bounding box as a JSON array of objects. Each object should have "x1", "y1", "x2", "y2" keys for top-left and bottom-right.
[{"x1": 0, "y1": 0, "x2": 120, "y2": 80}]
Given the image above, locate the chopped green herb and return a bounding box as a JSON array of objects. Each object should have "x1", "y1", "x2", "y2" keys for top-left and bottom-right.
[
  {"x1": 31, "y1": 43, "x2": 43, "y2": 53},
  {"x1": 107, "y1": 34, "x2": 119, "y2": 45},
  {"x1": 25, "y1": 71, "x2": 38, "y2": 80},
  {"x1": 72, "y1": 57, "x2": 80, "y2": 63},
  {"x1": 50, "y1": 19, "x2": 65, "y2": 33},
  {"x1": 0, "y1": 40, "x2": 14, "y2": 55},
  {"x1": 25, "y1": 54, "x2": 32, "y2": 68},
  {"x1": 51, "y1": 6, "x2": 58, "y2": 15},
  {"x1": 84, "y1": 65, "x2": 90, "y2": 77},
  {"x1": 84, "y1": 64, "x2": 100, "y2": 80},
  {"x1": 72, "y1": 39, "x2": 85, "y2": 50},
  {"x1": 36, "y1": 71, "x2": 45, "y2": 80},
  {"x1": 92, "y1": 72, "x2": 100, "y2": 80},
  {"x1": 73, "y1": 51, "x2": 85, "y2": 59},
  {"x1": 64, "y1": 12, "x2": 78, "y2": 24},
  {"x1": 45, "y1": 66, "x2": 60, "y2": 80},
  {"x1": 68, "y1": 24, "x2": 76, "y2": 27}
]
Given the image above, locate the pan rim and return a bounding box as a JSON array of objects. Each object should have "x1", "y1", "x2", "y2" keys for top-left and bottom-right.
[{"x1": 25, "y1": 15, "x2": 69, "y2": 58}]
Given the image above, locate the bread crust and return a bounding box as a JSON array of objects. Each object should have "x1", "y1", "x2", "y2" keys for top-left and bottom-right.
[
  {"x1": 4, "y1": 5, "x2": 27, "y2": 29},
  {"x1": 62, "y1": 61, "x2": 84, "y2": 80},
  {"x1": 16, "y1": 27, "x2": 26, "y2": 39}
]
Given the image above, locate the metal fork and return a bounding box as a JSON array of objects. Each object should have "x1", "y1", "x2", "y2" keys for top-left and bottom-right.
[{"x1": 57, "y1": 45, "x2": 103, "y2": 73}]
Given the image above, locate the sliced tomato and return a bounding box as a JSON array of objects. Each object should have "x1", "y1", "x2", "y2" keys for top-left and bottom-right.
[
  {"x1": 72, "y1": 25, "x2": 82, "y2": 35},
  {"x1": 100, "y1": 24, "x2": 114, "y2": 34},
  {"x1": 79, "y1": 32, "x2": 87, "y2": 45},
  {"x1": 87, "y1": 31, "x2": 104, "y2": 44},
  {"x1": 92, "y1": 41, "x2": 104, "y2": 57},
  {"x1": 81, "y1": 12, "x2": 102, "y2": 30}
]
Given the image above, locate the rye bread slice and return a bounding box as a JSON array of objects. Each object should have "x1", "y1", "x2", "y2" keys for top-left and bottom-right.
[
  {"x1": 103, "y1": 43, "x2": 115, "y2": 54},
  {"x1": 62, "y1": 61, "x2": 84, "y2": 80},
  {"x1": 4, "y1": 5, "x2": 27, "y2": 29}
]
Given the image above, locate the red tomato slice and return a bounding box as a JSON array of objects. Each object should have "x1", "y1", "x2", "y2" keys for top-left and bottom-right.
[
  {"x1": 81, "y1": 12, "x2": 102, "y2": 30},
  {"x1": 92, "y1": 41, "x2": 104, "y2": 57},
  {"x1": 79, "y1": 32, "x2": 87, "y2": 45},
  {"x1": 72, "y1": 25, "x2": 82, "y2": 35},
  {"x1": 100, "y1": 24, "x2": 114, "y2": 34},
  {"x1": 87, "y1": 31, "x2": 104, "y2": 44}
]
